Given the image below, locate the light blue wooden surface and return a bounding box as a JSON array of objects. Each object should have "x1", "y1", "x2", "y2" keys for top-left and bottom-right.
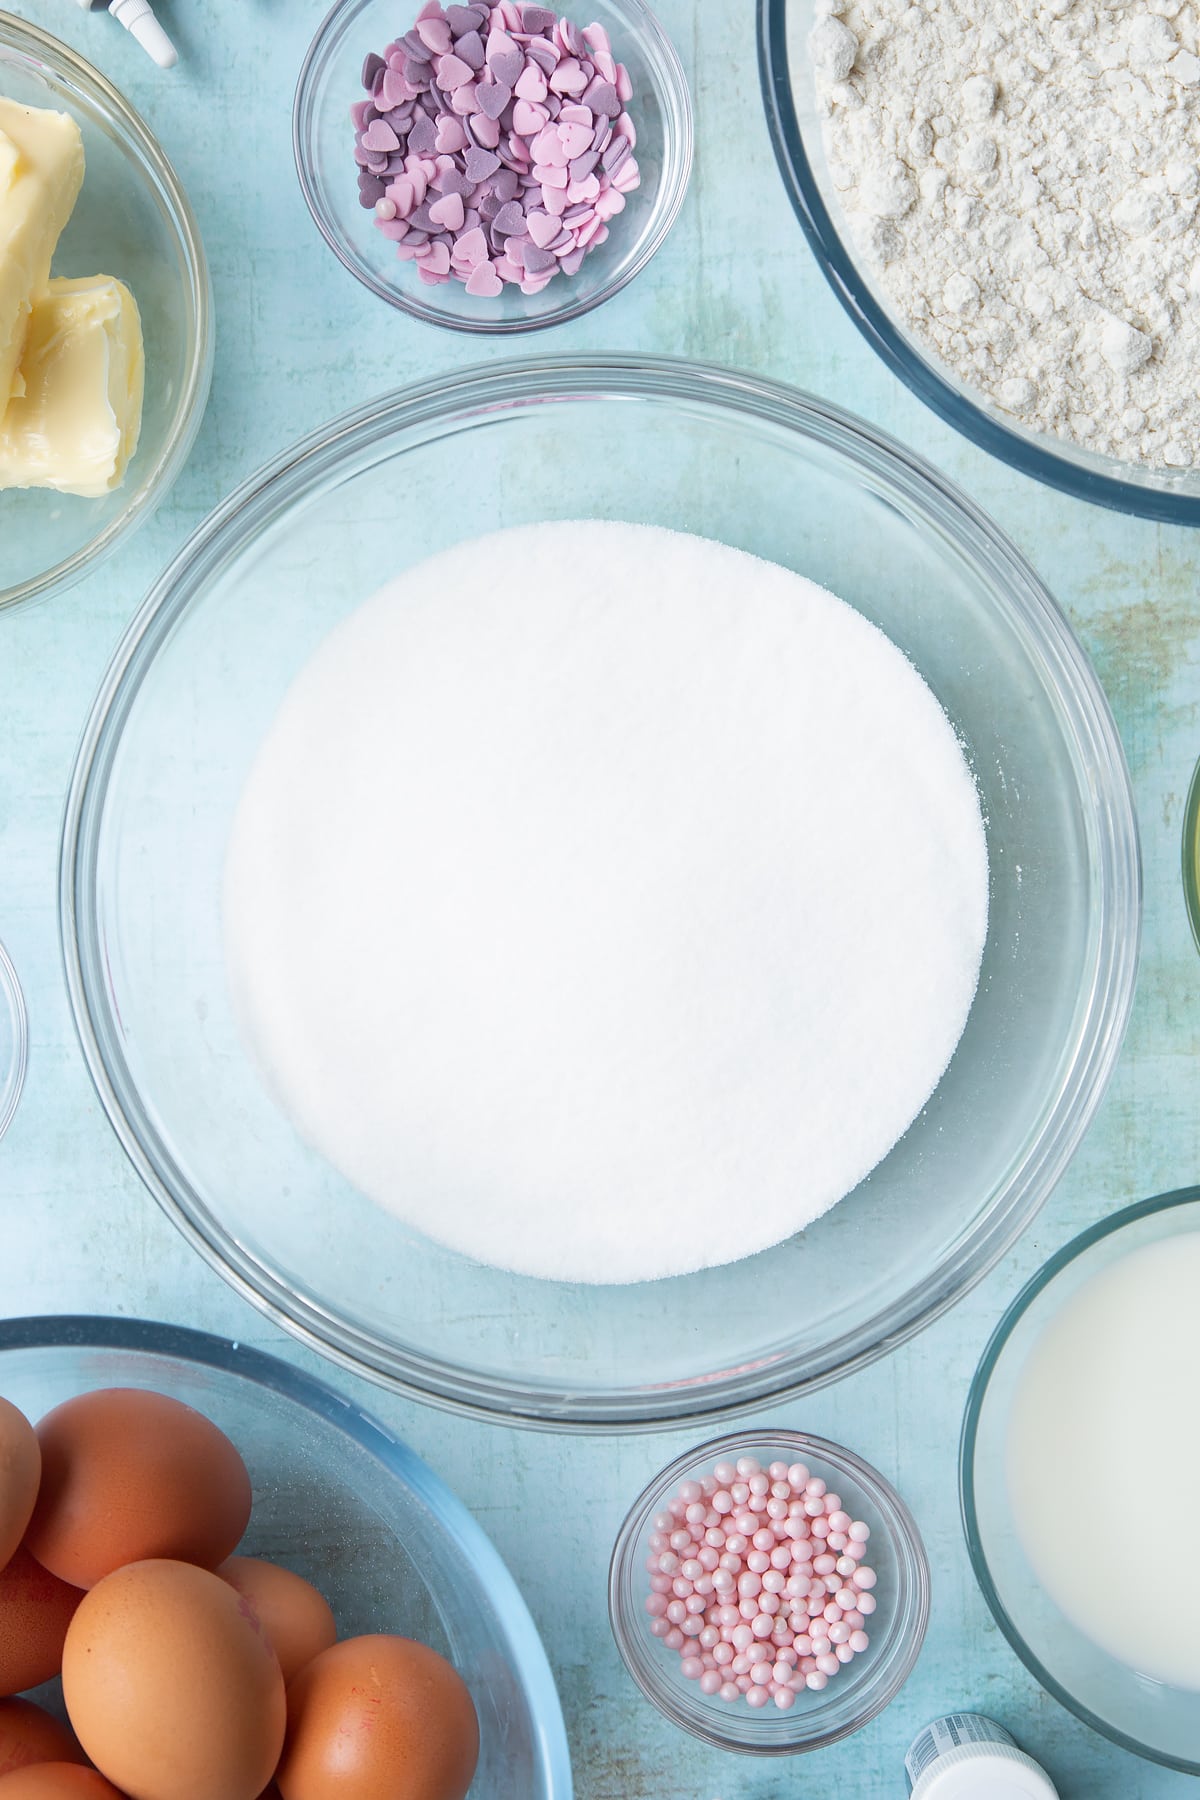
[{"x1": 1, "y1": 1, "x2": 1197, "y2": 1794}]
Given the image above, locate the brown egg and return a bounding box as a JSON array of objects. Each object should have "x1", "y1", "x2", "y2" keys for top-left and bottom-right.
[
  {"x1": 277, "y1": 1636, "x2": 479, "y2": 1800},
  {"x1": 0, "y1": 1547, "x2": 82, "y2": 1695},
  {"x1": 27, "y1": 1389, "x2": 252, "y2": 1588},
  {"x1": 0, "y1": 1768, "x2": 126, "y2": 1798},
  {"x1": 0, "y1": 1700, "x2": 84, "y2": 1777},
  {"x1": 217, "y1": 1559, "x2": 337, "y2": 1685},
  {"x1": 0, "y1": 1400, "x2": 41, "y2": 1574},
  {"x1": 62, "y1": 1559, "x2": 286, "y2": 1800}
]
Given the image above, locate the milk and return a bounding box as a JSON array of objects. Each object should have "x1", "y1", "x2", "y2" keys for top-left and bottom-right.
[{"x1": 1007, "y1": 1231, "x2": 1200, "y2": 1689}]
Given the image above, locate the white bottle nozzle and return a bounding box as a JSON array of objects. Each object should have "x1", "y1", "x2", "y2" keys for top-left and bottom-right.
[{"x1": 96, "y1": 0, "x2": 179, "y2": 69}]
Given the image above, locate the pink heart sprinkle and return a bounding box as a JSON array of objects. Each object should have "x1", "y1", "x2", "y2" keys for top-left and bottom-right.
[
  {"x1": 541, "y1": 183, "x2": 568, "y2": 215},
  {"x1": 421, "y1": 239, "x2": 452, "y2": 275},
  {"x1": 416, "y1": 15, "x2": 452, "y2": 52},
  {"x1": 486, "y1": 28, "x2": 519, "y2": 62},
  {"x1": 469, "y1": 111, "x2": 502, "y2": 148},
  {"x1": 452, "y1": 226, "x2": 489, "y2": 267},
  {"x1": 550, "y1": 58, "x2": 588, "y2": 95},
  {"x1": 558, "y1": 121, "x2": 593, "y2": 159},
  {"x1": 438, "y1": 52, "x2": 475, "y2": 89},
  {"x1": 530, "y1": 125, "x2": 563, "y2": 164},
  {"x1": 465, "y1": 261, "x2": 504, "y2": 297},
  {"x1": 450, "y1": 81, "x2": 479, "y2": 115},
  {"x1": 514, "y1": 64, "x2": 548, "y2": 102},
  {"x1": 381, "y1": 69, "x2": 410, "y2": 110},
  {"x1": 428, "y1": 191, "x2": 466, "y2": 231},
  {"x1": 435, "y1": 116, "x2": 469, "y2": 153},
  {"x1": 386, "y1": 176, "x2": 416, "y2": 216},
  {"x1": 361, "y1": 118, "x2": 400, "y2": 154},
  {"x1": 512, "y1": 100, "x2": 549, "y2": 137},
  {"x1": 560, "y1": 103, "x2": 593, "y2": 126},
  {"x1": 526, "y1": 209, "x2": 559, "y2": 248}
]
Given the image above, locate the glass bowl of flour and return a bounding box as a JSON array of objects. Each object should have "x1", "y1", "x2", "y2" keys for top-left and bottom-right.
[
  {"x1": 60, "y1": 356, "x2": 1139, "y2": 1428},
  {"x1": 759, "y1": 0, "x2": 1200, "y2": 520}
]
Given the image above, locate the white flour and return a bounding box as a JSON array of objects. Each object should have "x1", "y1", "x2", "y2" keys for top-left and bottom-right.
[
  {"x1": 224, "y1": 522, "x2": 988, "y2": 1285},
  {"x1": 813, "y1": 0, "x2": 1200, "y2": 466}
]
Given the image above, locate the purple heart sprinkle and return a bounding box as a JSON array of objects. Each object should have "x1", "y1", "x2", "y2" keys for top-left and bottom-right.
[
  {"x1": 464, "y1": 145, "x2": 502, "y2": 181},
  {"x1": 522, "y1": 242, "x2": 558, "y2": 272},
  {"x1": 476, "y1": 79, "x2": 512, "y2": 119},
  {"x1": 455, "y1": 28, "x2": 485, "y2": 68},
  {"x1": 493, "y1": 199, "x2": 526, "y2": 235},
  {"x1": 569, "y1": 149, "x2": 600, "y2": 182},
  {"x1": 493, "y1": 167, "x2": 521, "y2": 202},
  {"x1": 401, "y1": 30, "x2": 432, "y2": 59},
  {"x1": 520, "y1": 4, "x2": 558, "y2": 30},
  {"x1": 527, "y1": 39, "x2": 559, "y2": 74},
  {"x1": 586, "y1": 79, "x2": 620, "y2": 118},
  {"x1": 358, "y1": 173, "x2": 387, "y2": 207},
  {"x1": 489, "y1": 48, "x2": 524, "y2": 86},
  {"x1": 562, "y1": 20, "x2": 586, "y2": 56},
  {"x1": 362, "y1": 51, "x2": 386, "y2": 90},
  {"x1": 408, "y1": 115, "x2": 438, "y2": 153}
]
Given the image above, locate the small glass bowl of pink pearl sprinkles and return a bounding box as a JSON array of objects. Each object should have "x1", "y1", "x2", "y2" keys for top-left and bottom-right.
[
  {"x1": 295, "y1": 0, "x2": 692, "y2": 333},
  {"x1": 609, "y1": 1431, "x2": 929, "y2": 1754}
]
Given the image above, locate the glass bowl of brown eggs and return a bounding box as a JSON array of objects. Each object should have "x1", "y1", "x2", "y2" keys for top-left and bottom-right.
[{"x1": 0, "y1": 1316, "x2": 572, "y2": 1798}]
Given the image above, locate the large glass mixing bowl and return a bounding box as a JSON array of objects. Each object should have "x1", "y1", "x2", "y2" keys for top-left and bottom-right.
[
  {"x1": 0, "y1": 1315, "x2": 572, "y2": 1798},
  {"x1": 758, "y1": 0, "x2": 1200, "y2": 522},
  {"x1": 60, "y1": 357, "x2": 1140, "y2": 1429}
]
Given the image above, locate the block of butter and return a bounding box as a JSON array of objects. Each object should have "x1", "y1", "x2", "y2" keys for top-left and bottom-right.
[
  {"x1": 0, "y1": 275, "x2": 145, "y2": 498},
  {"x1": 0, "y1": 98, "x2": 85, "y2": 408}
]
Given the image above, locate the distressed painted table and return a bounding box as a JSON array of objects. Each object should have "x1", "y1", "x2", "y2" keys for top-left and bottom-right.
[{"x1": 1, "y1": 1, "x2": 1197, "y2": 1794}]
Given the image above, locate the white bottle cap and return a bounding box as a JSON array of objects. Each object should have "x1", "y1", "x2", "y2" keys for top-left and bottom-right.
[
  {"x1": 107, "y1": 0, "x2": 179, "y2": 68},
  {"x1": 911, "y1": 1749, "x2": 1060, "y2": 1800},
  {"x1": 907, "y1": 1717, "x2": 1059, "y2": 1800}
]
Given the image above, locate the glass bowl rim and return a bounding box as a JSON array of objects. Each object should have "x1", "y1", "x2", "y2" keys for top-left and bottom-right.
[
  {"x1": 0, "y1": 936, "x2": 27, "y2": 1142},
  {"x1": 59, "y1": 352, "x2": 1141, "y2": 1432},
  {"x1": 959, "y1": 1185, "x2": 1200, "y2": 1774},
  {"x1": 607, "y1": 1425, "x2": 930, "y2": 1755},
  {"x1": 756, "y1": 0, "x2": 1200, "y2": 525},
  {"x1": 292, "y1": 0, "x2": 694, "y2": 336},
  {"x1": 0, "y1": 10, "x2": 214, "y2": 613},
  {"x1": 0, "y1": 1311, "x2": 574, "y2": 1796}
]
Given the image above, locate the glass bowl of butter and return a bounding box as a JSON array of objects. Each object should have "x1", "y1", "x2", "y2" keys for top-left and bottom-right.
[{"x1": 0, "y1": 14, "x2": 212, "y2": 611}]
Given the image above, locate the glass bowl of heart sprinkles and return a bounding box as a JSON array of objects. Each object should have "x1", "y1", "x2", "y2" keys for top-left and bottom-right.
[
  {"x1": 609, "y1": 1431, "x2": 929, "y2": 1753},
  {"x1": 295, "y1": 0, "x2": 692, "y2": 332}
]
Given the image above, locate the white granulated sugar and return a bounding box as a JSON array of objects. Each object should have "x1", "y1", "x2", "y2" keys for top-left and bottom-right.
[
  {"x1": 224, "y1": 522, "x2": 988, "y2": 1285},
  {"x1": 814, "y1": 0, "x2": 1200, "y2": 467}
]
